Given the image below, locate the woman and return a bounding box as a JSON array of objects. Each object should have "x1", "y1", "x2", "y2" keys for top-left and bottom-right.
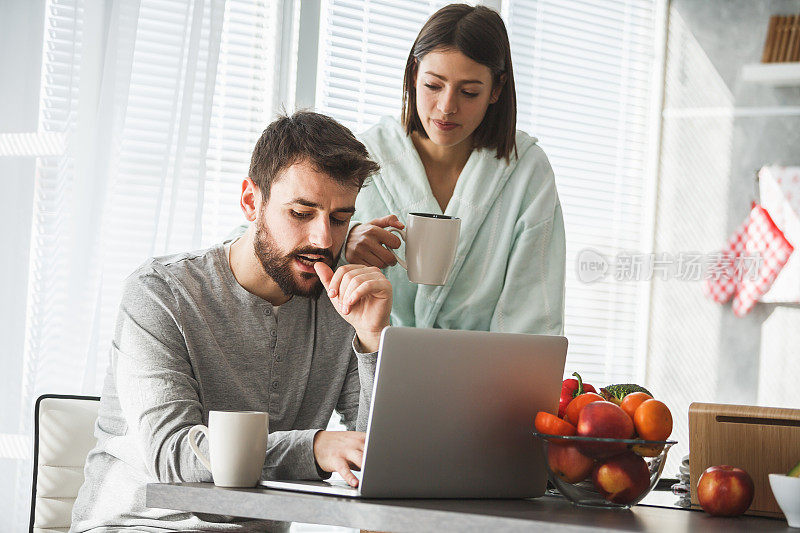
[{"x1": 345, "y1": 3, "x2": 566, "y2": 335}]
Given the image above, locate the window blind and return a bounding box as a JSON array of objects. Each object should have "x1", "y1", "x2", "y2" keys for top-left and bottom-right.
[
  {"x1": 26, "y1": 0, "x2": 84, "y2": 399},
  {"x1": 317, "y1": 0, "x2": 660, "y2": 385},
  {"x1": 316, "y1": 0, "x2": 453, "y2": 133},
  {"x1": 26, "y1": 0, "x2": 280, "y2": 395},
  {"x1": 506, "y1": 0, "x2": 659, "y2": 384}
]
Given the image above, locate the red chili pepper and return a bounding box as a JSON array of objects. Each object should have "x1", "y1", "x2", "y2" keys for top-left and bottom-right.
[{"x1": 558, "y1": 372, "x2": 597, "y2": 418}]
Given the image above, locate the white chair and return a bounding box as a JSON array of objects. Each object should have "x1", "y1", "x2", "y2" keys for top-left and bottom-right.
[{"x1": 29, "y1": 394, "x2": 100, "y2": 533}]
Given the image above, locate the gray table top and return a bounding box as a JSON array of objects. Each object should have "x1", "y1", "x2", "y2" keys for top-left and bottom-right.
[{"x1": 145, "y1": 482, "x2": 793, "y2": 532}]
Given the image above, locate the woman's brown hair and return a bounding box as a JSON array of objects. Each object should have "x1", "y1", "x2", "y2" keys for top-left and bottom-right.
[{"x1": 401, "y1": 4, "x2": 517, "y2": 161}]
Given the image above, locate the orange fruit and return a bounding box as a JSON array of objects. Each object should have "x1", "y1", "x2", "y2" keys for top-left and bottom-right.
[
  {"x1": 620, "y1": 392, "x2": 653, "y2": 422},
  {"x1": 633, "y1": 399, "x2": 672, "y2": 441},
  {"x1": 565, "y1": 392, "x2": 604, "y2": 426}
]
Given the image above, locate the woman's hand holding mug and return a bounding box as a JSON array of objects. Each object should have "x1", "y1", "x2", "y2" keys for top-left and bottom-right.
[
  {"x1": 346, "y1": 212, "x2": 460, "y2": 286},
  {"x1": 345, "y1": 215, "x2": 405, "y2": 268}
]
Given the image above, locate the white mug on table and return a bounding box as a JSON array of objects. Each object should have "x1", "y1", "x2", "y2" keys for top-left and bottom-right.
[
  {"x1": 387, "y1": 212, "x2": 461, "y2": 286},
  {"x1": 188, "y1": 410, "x2": 269, "y2": 487}
]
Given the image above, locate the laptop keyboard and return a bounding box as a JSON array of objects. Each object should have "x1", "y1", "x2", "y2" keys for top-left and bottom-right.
[
  {"x1": 258, "y1": 471, "x2": 362, "y2": 496},
  {"x1": 326, "y1": 478, "x2": 353, "y2": 489},
  {"x1": 328, "y1": 471, "x2": 362, "y2": 488}
]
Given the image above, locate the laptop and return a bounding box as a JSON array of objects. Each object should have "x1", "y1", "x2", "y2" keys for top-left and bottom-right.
[{"x1": 260, "y1": 326, "x2": 567, "y2": 498}]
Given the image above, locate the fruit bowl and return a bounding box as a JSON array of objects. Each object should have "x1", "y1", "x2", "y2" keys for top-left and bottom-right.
[{"x1": 533, "y1": 431, "x2": 677, "y2": 509}]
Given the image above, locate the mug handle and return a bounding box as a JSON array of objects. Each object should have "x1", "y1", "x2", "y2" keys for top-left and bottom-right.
[
  {"x1": 188, "y1": 424, "x2": 213, "y2": 472},
  {"x1": 386, "y1": 228, "x2": 407, "y2": 270}
]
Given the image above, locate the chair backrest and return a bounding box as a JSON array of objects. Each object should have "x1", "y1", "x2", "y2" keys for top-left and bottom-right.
[{"x1": 30, "y1": 394, "x2": 100, "y2": 533}]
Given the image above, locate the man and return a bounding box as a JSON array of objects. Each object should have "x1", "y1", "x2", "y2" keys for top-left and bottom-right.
[{"x1": 71, "y1": 112, "x2": 391, "y2": 531}]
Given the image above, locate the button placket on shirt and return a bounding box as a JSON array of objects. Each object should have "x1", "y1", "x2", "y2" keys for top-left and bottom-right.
[
  {"x1": 264, "y1": 306, "x2": 279, "y2": 395},
  {"x1": 264, "y1": 305, "x2": 283, "y2": 411}
]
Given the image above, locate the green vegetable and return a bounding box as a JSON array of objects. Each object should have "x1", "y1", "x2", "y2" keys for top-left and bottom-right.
[
  {"x1": 600, "y1": 384, "x2": 653, "y2": 405},
  {"x1": 789, "y1": 460, "x2": 800, "y2": 477}
]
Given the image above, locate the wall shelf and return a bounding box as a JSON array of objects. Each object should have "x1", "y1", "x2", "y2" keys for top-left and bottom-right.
[{"x1": 741, "y1": 62, "x2": 800, "y2": 86}]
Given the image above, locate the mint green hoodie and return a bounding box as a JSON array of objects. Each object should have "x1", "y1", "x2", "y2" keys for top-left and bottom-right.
[{"x1": 354, "y1": 116, "x2": 566, "y2": 335}]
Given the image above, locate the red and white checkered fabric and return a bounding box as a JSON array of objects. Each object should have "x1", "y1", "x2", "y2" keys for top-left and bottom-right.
[
  {"x1": 732, "y1": 205, "x2": 794, "y2": 316},
  {"x1": 702, "y1": 218, "x2": 749, "y2": 303},
  {"x1": 703, "y1": 204, "x2": 794, "y2": 316}
]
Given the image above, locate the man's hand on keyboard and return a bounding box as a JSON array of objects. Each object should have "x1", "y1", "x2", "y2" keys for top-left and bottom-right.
[{"x1": 312, "y1": 431, "x2": 365, "y2": 487}]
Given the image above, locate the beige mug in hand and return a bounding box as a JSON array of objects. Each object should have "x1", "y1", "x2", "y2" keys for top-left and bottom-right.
[
  {"x1": 387, "y1": 213, "x2": 461, "y2": 285},
  {"x1": 188, "y1": 410, "x2": 269, "y2": 487}
]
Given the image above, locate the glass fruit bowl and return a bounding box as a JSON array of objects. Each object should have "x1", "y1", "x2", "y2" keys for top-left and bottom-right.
[{"x1": 533, "y1": 431, "x2": 677, "y2": 509}]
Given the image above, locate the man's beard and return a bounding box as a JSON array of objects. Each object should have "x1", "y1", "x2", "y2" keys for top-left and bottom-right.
[{"x1": 253, "y1": 218, "x2": 338, "y2": 299}]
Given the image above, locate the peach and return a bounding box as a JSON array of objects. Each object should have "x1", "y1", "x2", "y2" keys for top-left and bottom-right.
[
  {"x1": 592, "y1": 452, "x2": 651, "y2": 504},
  {"x1": 577, "y1": 401, "x2": 634, "y2": 458},
  {"x1": 548, "y1": 443, "x2": 594, "y2": 484},
  {"x1": 697, "y1": 465, "x2": 755, "y2": 517}
]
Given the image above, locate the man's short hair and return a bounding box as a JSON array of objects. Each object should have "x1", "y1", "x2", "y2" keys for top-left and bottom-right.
[{"x1": 249, "y1": 111, "x2": 379, "y2": 197}]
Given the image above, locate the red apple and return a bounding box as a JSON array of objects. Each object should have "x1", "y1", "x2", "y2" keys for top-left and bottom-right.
[
  {"x1": 697, "y1": 465, "x2": 755, "y2": 517},
  {"x1": 548, "y1": 443, "x2": 594, "y2": 483},
  {"x1": 577, "y1": 401, "x2": 635, "y2": 458},
  {"x1": 592, "y1": 452, "x2": 651, "y2": 504}
]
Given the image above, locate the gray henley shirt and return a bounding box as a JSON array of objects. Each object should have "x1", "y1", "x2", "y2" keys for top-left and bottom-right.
[{"x1": 70, "y1": 241, "x2": 377, "y2": 532}]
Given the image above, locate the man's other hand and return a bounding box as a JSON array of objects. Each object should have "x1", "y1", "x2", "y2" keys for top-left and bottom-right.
[{"x1": 312, "y1": 430, "x2": 365, "y2": 487}]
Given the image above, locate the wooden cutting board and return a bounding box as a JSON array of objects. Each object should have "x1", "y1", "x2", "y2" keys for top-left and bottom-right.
[{"x1": 689, "y1": 402, "x2": 800, "y2": 517}]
